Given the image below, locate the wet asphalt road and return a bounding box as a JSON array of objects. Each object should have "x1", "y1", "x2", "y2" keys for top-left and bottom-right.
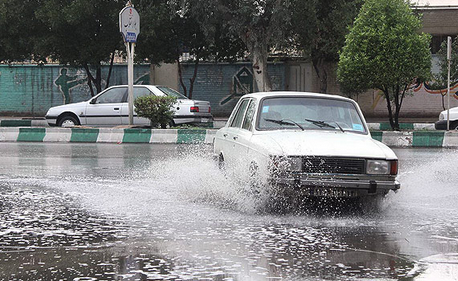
[{"x1": 0, "y1": 143, "x2": 457, "y2": 280}]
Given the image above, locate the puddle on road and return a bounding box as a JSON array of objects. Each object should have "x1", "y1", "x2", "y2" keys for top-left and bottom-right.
[{"x1": 2, "y1": 146, "x2": 458, "y2": 280}]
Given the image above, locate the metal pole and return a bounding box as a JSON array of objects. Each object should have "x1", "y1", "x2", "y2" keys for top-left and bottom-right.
[
  {"x1": 447, "y1": 36, "x2": 452, "y2": 131},
  {"x1": 127, "y1": 42, "x2": 135, "y2": 125}
]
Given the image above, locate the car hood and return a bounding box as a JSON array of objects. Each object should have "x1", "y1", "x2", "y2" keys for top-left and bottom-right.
[
  {"x1": 252, "y1": 130, "x2": 397, "y2": 159},
  {"x1": 47, "y1": 101, "x2": 88, "y2": 113}
]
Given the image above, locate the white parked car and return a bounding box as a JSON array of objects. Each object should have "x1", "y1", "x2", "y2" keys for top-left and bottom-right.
[
  {"x1": 435, "y1": 107, "x2": 458, "y2": 130},
  {"x1": 45, "y1": 85, "x2": 212, "y2": 127},
  {"x1": 213, "y1": 91, "x2": 400, "y2": 206}
]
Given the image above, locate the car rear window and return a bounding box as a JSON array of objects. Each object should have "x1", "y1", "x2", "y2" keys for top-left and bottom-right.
[{"x1": 157, "y1": 86, "x2": 188, "y2": 99}]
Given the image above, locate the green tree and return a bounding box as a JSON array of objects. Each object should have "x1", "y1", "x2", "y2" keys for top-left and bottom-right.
[
  {"x1": 337, "y1": 0, "x2": 431, "y2": 130},
  {"x1": 0, "y1": 0, "x2": 46, "y2": 62},
  {"x1": 135, "y1": 0, "x2": 205, "y2": 99},
  {"x1": 35, "y1": 0, "x2": 125, "y2": 96},
  {"x1": 429, "y1": 36, "x2": 458, "y2": 110},
  {"x1": 135, "y1": 0, "x2": 245, "y2": 99},
  {"x1": 291, "y1": 0, "x2": 362, "y2": 93},
  {"x1": 186, "y1": 0, "x2": 291, "y2": 92}
]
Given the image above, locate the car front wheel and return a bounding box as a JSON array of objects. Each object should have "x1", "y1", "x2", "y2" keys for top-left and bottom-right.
[{"x1": 58, "y1": 115, "x2": 80, "y2": 127}]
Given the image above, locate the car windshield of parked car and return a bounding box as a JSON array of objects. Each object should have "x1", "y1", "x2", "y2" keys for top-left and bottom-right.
[
  {"x1": 257, "y1": 97, "x2": 366, "y2": 133},
  {"x1": 157, "y1": 86, "x2": 188, "y2": 99}
]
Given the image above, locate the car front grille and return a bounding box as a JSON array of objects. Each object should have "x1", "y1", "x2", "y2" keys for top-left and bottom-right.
[{"x1": 302, "y1": 157, "x2": 365, "y2": 174}]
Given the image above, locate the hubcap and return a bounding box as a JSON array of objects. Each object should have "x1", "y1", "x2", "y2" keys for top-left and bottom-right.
[{"x1": 61, "y1": 119, "x2": 75, "y2": 127}]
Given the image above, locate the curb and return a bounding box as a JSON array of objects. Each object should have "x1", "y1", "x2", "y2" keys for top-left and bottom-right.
[
  {"x1": 0, "y1": 127, "x2": 216, "y2": 144},
  {"x1": 366, "y1": 123, "x2": 435, "y2": 131},
  {"x1": 0, "y1": 127, "x2": 457, "y2": 147},
  {"x1": 370, "y1": 131, "x2": 455, "y2": 147},
  {"x1": 0, "y1": 119, "x2": 48, "y2": 127}
]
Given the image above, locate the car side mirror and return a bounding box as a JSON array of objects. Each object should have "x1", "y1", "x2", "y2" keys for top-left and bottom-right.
[{"x1": 89, "y1": 99, "x2": 96, "y2": 104}]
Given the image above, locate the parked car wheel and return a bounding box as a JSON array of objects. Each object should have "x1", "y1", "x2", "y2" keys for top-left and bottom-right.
[{"x1": 58, "y1": 115, "x2": 80, "y2": 127}]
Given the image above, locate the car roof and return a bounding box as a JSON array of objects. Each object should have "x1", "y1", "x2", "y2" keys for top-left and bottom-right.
[{"x1": 243, "y1": 91, "x2": 356, "y2": 103}]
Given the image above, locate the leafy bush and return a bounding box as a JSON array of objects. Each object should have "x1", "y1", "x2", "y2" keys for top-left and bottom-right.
[{"x1": 134, "y1": 95, "x2": 177, "y2": 128}]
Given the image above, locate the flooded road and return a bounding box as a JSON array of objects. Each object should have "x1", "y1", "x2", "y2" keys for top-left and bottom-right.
[{"x1": 0, "y1": 143, "x2": 457, "y2": 280}]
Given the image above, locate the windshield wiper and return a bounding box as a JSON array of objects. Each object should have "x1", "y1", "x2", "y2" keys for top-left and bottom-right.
[
  {"x1": 330, "y1": 121, "x2": 345, "y2": 132},
  {"x1": 264, "y1": 118, "x2": 304, "y2": 131},
  {"x1": 304, "y1": 118, "x2": 344, "y2": 132}
]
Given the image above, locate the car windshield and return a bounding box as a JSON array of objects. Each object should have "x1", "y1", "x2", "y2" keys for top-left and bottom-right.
[
  {"x1": 257, "y1": 97, "x2": 366, "y2": 133},
  {"x1": 157, "y1": 86, "x2": 188, "y2": 99}
]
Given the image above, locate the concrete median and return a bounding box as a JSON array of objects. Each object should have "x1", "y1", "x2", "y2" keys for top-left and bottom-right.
[
  {"x1": 1, "y1": 127, "x2": 458, "y2": 147},
  {"x1": 0, "y1": 127, "x2": 217, "y2": 144}
]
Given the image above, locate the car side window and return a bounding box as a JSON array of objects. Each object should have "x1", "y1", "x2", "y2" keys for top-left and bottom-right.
[
  {"x1": 242, "y1": 99, "x2": 256, "y2": 131},
  {"x1": 96, "y1": 88, "x2": 127, "y2": 104},
  {"x1": 230, "y1": 99, "x2": 249, "y2": 128},
  {"x1": 133, "y1": 87, "x2": 152, "y2": 99}
]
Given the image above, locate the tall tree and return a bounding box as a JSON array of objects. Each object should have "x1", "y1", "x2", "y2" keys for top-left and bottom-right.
[
  {"x1": 187, "y1": 0, "x2": 291, "y2": 92},
  {"x1": 135, "y1": 0, "x2": 205, "y2": 99},
  {"x1": 291, "y1": 0, "x2": 362, "y2": 93},
  {"x1": 0, "y1": 0, "x2": 46, "y2": 62},
  {"x1": 135, "y1": 0, "x2": 245, "y2": 99},
  {"x1": 35, "y1": 0, "x2": 125, "y2": 96},
  {"x1": 337, "y1": 0, "x2": 431, "y2": 130}
]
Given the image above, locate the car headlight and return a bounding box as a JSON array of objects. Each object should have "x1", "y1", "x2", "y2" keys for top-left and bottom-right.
[
  {"x1": 286, "y1": 157, "x2": 302, "y2": 172},
  {"x1": 270, "y1": 156, "x2": 302, "y2": 173},
  {"x1": 439, "y1": 113, "x2": 445, "y2": 121},
  {"x1": 367, "y1": 159, "x2": 397, "y2": 175}
]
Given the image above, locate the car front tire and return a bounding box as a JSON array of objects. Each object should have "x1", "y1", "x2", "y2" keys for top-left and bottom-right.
[{"x1": 58, "y1": 115, "x2": 80, "y2": 127}]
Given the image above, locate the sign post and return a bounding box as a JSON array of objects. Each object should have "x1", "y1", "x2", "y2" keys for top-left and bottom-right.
[
  {"x1": 119, "y1": 2, "x2": 140, "y2": 125},
  {"x1": 447, "y1": 36, "x2": 452, "y2": 131}
]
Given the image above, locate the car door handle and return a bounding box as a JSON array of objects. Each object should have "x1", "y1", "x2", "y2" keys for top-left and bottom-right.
[
  {"x1": 114, "y1": 108, "x2": 120, "y2": 110},
  {"x1": 223, "y1": 134, "x2": 228, "y2": 138},
  {"x1": 233, "y1": 136, "x2": 238, "y2": 140}
]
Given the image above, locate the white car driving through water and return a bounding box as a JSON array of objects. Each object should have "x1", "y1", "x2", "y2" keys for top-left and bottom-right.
[{"x1": 213, "y1": 91, "x2": 399, "y2": 208}]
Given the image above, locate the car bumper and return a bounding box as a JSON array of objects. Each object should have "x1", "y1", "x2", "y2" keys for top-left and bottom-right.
[
  {"x1": 271, "y1": 176, "x2": 400, "y2": 197},
  {"x1": 435, "y1": 120, "x2": 456, "y2": 130},
  {"x1": 173, "y1": 114, "x2": 213, "y2": 125},
  {"x1": 45, "y1": 115, "x2": 58, "y2": 126}
]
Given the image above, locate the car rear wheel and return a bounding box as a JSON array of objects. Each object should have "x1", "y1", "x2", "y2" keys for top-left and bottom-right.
[{"x1": 58, "y1": 115, "x2": 80, "y2": 127}]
